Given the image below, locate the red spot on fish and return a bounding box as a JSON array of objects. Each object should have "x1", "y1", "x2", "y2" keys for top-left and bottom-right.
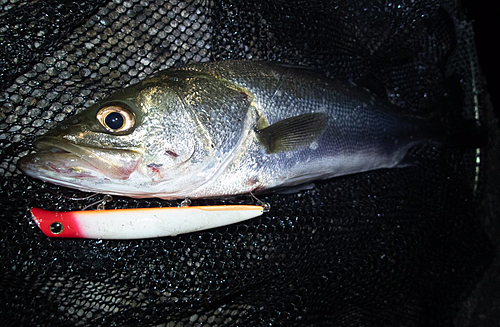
[
  {"x1": 245, "y1": 178, "x2": 259, "y2": 186},
  {"x1": 151, "y1": 167, "x2": 163, "y2": 179},
  {"x1": 165, "y1": 150, "x2": 178, "y2": 157},
  {"x1": 246, "y1": 178, "x2": 265, "y2": 192},
  {"x1": 147, "y1": 163, "x2": 164, "y2": 180},
  {"x1": 116, "y1": 161, "x2": 141, "y2": 180}
]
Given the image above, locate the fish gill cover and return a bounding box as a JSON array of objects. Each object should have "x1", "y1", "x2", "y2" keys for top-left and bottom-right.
[{"x1": 0, "y1": 0, "x2": 498, "y2": 326}]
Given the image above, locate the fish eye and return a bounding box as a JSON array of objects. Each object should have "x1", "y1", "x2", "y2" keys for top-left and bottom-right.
[
  {"x1": 105, "y1": 112, "x2": 124, "y2": 130},
  {"x1": 96, "y1": 105, "x2": 135, "y2": 133}
]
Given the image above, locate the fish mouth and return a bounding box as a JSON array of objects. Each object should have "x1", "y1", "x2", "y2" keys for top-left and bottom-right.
[{"x1": 18, "y1": 136, "x2": 143, "y2": 180}]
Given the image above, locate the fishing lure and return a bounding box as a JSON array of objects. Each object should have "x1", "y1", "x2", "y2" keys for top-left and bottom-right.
[{"x1": 30, "y1": 205, "x2": 266, "y2": 239}]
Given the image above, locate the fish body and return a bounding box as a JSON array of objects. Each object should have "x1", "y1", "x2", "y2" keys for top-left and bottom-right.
[{"x1": 18, "y1": 60, "x2": 433, "y2": 199}]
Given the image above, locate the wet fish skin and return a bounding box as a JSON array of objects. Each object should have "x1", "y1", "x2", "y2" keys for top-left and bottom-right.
[{"x1": 18, "y1": 60, "x2": 432, "y2": 199}]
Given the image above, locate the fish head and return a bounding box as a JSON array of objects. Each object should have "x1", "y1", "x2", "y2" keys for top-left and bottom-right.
[{"x1": 17, "y1": 75, "x2": 228, "y2": 199}]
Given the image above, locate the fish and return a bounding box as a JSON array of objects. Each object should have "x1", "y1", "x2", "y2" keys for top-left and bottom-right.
[{"x1": 18, "y1": 60, "x2": 440, "y2": 200}]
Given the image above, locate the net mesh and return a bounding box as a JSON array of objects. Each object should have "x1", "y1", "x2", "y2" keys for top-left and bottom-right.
[{"x1": 0, "y1": 0, "x2": 497, "y2": 326}]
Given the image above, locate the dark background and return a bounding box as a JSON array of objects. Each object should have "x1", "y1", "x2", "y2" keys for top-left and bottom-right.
[
  {"x1": 0, "y1": 1, "x2": 498, "y2": 326},
  {"x1": 464, "y1": 1, "x2": 498, "y2": 118},
  {"x1": 463, "y1": 3, "x2": 500, "y2": 325}
]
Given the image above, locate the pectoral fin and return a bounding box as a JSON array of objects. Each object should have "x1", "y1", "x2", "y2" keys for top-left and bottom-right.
[{"x1": 256, "y1": 113, "x2": 328, "y2": 153}]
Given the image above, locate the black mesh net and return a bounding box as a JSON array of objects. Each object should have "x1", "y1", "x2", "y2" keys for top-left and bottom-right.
[{"x1": 0, "y1": 0, "x2": 498, "y2": 326}]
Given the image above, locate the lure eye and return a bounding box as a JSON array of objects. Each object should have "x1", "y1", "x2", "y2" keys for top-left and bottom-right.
[
  {"x1": 49, "y1": 221, "x2": 64, "y2": 234},
  {"x1": 96, "y1": 105, "x2": 135, "y2": 133}
]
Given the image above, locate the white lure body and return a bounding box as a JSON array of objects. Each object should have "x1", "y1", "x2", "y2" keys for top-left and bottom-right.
[{"x1": 30, "y1": 205, "x2": 265, "y2": 239}]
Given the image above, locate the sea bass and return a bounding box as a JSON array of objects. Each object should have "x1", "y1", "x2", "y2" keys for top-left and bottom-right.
[{"x1": 18, "y1": 60, "x2": 436, "y2": 199}]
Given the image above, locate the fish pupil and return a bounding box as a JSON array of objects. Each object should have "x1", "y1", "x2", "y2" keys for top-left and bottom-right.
[{"x1": 105, "y1": 112, "x2": 124, "y2": 130}]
